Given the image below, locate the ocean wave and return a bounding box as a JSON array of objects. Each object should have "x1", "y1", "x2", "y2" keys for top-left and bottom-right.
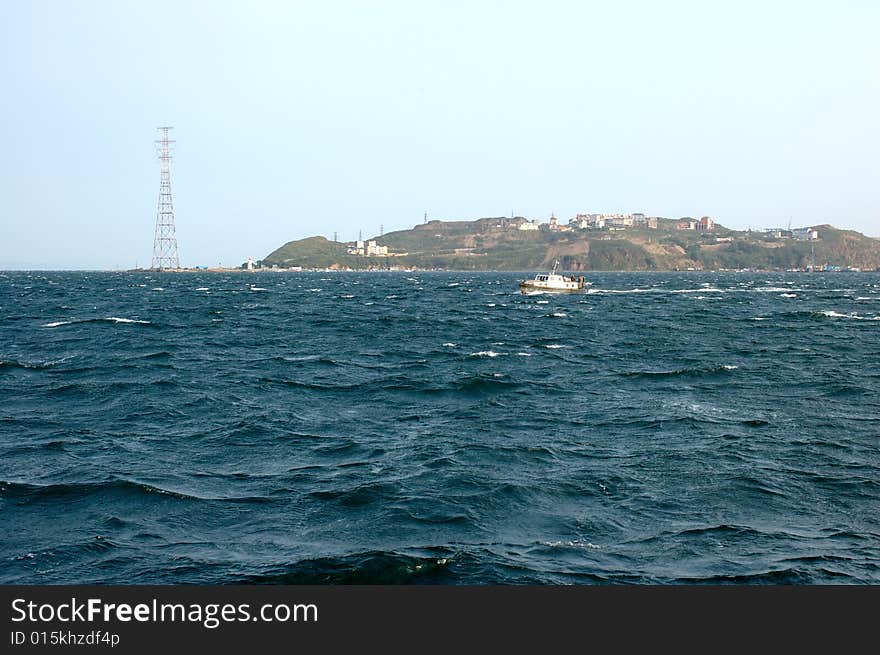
[
  {"x1": 674, "y1": 569, "x2": 845, "y2": 584},
  {"x1": 106, "y1": 317, "x2": 151, "y2": 324},
  {"x1": 542, "y1": 540, "x2": 602, "y2": 550},
  {"x1": 586, "y1": 288, "x2": 652, "y2": 294},
  {"x1": 0, "y1": 479, "x2": 197, "y2": 502},
  {"x1": 452, "y1": 374, "x2": 520, "y2": 394},
  {"x1": 234, "y1": 550, "x2": 456, "y2": 585},
  {"x1": 0, "y1": 478, "x2": 271, "y2": 504},
  {"x1": 621, "y1": 364, "x2": 738, "y2": 379},
  {"x1": 43, "y1": 317, "x2": 151, "y2": 327},
  {"x1": 817, "y1": 310, "x2": 879, "y2": 321},
  {"x1": 0, "y1": 356, "x2": 75, "y2": 371}
]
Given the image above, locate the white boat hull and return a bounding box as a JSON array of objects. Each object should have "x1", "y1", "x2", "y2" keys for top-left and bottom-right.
[{"x1": 519, "y1": 260, "x2": 588, "y2": 294}]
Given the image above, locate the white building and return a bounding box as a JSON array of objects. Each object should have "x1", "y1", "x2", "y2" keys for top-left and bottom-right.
[
  {"x1": 347, "y1": 239, "x2": 389, "y2": 256},
  {"x1": 793, "y1": 228, "x2": 819, "y2": 241},
  {"x1": 366, "y1": 240, "x2": 389, "y2": 256},
  {"x1": 518, "y1": 220, "x2": 540, "y2": 231}
]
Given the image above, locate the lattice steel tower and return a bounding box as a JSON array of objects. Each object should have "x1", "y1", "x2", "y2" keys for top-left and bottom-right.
[{"x1": 151, "y1": 126, "x2": 180, "y2": 269}]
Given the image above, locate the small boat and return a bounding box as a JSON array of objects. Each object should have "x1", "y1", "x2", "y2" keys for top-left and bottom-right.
[{"x1": 519, "y1": 260, "x2": 588, "y2": 294}]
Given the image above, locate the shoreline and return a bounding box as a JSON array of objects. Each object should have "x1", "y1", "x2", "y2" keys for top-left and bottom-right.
[{"x1": 3, "y1": 267, "x2": 878, "y2": 274}]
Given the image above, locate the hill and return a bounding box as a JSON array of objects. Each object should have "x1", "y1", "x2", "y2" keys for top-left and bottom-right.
[{"x1": 261, "y1": 218, "x2": 880, "y2": 272}]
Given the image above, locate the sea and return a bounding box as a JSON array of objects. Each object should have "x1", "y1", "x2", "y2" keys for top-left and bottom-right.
[{"x1": 1, "y1": 270, "x2": 878, "y2": 584}]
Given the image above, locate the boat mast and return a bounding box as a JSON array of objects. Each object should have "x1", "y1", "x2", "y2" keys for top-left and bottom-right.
[{"x1": 551, "y1": 259, "x2": 559, "y2": 275}]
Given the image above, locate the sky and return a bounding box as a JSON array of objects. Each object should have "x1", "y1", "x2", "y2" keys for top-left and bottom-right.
[{"x1": 1, "y1": 0, "x2": 878, "y2": 269}]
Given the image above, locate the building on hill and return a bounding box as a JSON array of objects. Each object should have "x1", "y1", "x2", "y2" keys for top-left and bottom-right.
[
  {"x1": 518, "y1": 219, "x2": 540, "y2": 231},
  {"x1": 697, "y1": 216, "x2": 715, "y2": 232},
  {"x1": 677, "y1": 218, "x2": 698, "y2": 230},
  {"x1": 572, "y1": 214, "x2": 606, "y2": 229},
  {"x1": 347, "y1": 239, "x2": 389, "y2": 256},
  {"x1": 793, "y1": 227, "x2": 819, "y2": 241}
]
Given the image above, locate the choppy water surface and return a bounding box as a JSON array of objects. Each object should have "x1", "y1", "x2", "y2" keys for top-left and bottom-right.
[{"x1": 1, "y1": 271, "x2": 878, "y2": 584}]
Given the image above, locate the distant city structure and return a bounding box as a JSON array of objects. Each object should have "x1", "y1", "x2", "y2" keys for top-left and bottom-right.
[
  {"x1": 762, "y1": 226, "x2": 819, "y2": 241},
  {"x1": 347, "y1": 240, "x2": 389, "y2": 256},
  {"x1": 569, "y1": 212, "x2": 658, "y2": 230},
  {"x1": 151, "y1": 126, "x2": 180, "y2": 270}
]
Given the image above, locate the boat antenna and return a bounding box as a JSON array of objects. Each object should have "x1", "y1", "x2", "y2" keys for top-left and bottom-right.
[{"x1": 552, "y1": 259, "x2": 559, "y2": 275}]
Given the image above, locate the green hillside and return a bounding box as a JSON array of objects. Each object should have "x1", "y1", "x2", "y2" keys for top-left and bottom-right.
[{"x1": 261, "y1": 219, "x2": 880, "y2": 272}]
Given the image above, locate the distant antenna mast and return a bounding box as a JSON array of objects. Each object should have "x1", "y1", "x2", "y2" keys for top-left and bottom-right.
[
  {"x1": 424, "y1": 211, "x2": 428, "y2": 224},
  {"x1": 333, "y1": 231, "x2": 337, "y2": 242},
  {"x1": 380, "y1": 224, "x2": 384, "y2": 237},
  {"x1": 151, "y1": 126, "x2": 179, "y2": 270},
  {"x1": 359, "y1": 229, "x2": 363, "y2": 241}
]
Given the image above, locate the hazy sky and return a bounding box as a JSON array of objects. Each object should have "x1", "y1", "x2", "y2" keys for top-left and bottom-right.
[{"x1": 2, "y1": 0, "x2": 878, "y2": 268}]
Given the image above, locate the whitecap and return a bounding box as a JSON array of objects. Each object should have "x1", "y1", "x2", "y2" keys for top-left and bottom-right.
[
  {"x1": 442, "y1": 342, "x2": 457, "y2": 347},
  {"x1": 544, "y1": 540, "x2": 601, "y2": 550},
  {"x1": 470, "y1": 351, "x2": 502, "y2": 357},
  {"x1": 780, "y1": 293, "x2": 797, "y2": 298},
  {"x1": 550, "y1": 312, "x2": 568, "y2": 317},
  {"x1": 151, "y1": 287, "x2": 164, "y2": 291},
  {"x1": 516, "y1": 352, "x2": 532, "y2": 357},
  {"x1": 587, "y1": 288, "x2": 651, "y2": 294},
  {"x1": 536, "y1": 300, "x2": 549, "y2": 304},
  {"x1": 722, "y1": 365, "x2": 738, "y2": 370},
  {"x1": 821, "y1": 310, "x2": 880, "y2": 321},
  {"x1": 544, "y1": 344, "x2": 568, "y2": 349},
  {"x1": 106, "y1": 317, "x2": 150, "y2": 324},
  {"x1": 44, "y1": 320, "x2": 72, "y2": 328},
  {"x1": 195, "y1": 287, "x2": 209, "y2": 291},
  {"x1": 250, "y1": 287, "x2": 268, "y2": 292}
]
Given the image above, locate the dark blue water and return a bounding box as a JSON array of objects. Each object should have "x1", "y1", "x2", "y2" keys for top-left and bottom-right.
[{"x1": 1, "y1": 271, "x2": 879, "y2": 584}]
